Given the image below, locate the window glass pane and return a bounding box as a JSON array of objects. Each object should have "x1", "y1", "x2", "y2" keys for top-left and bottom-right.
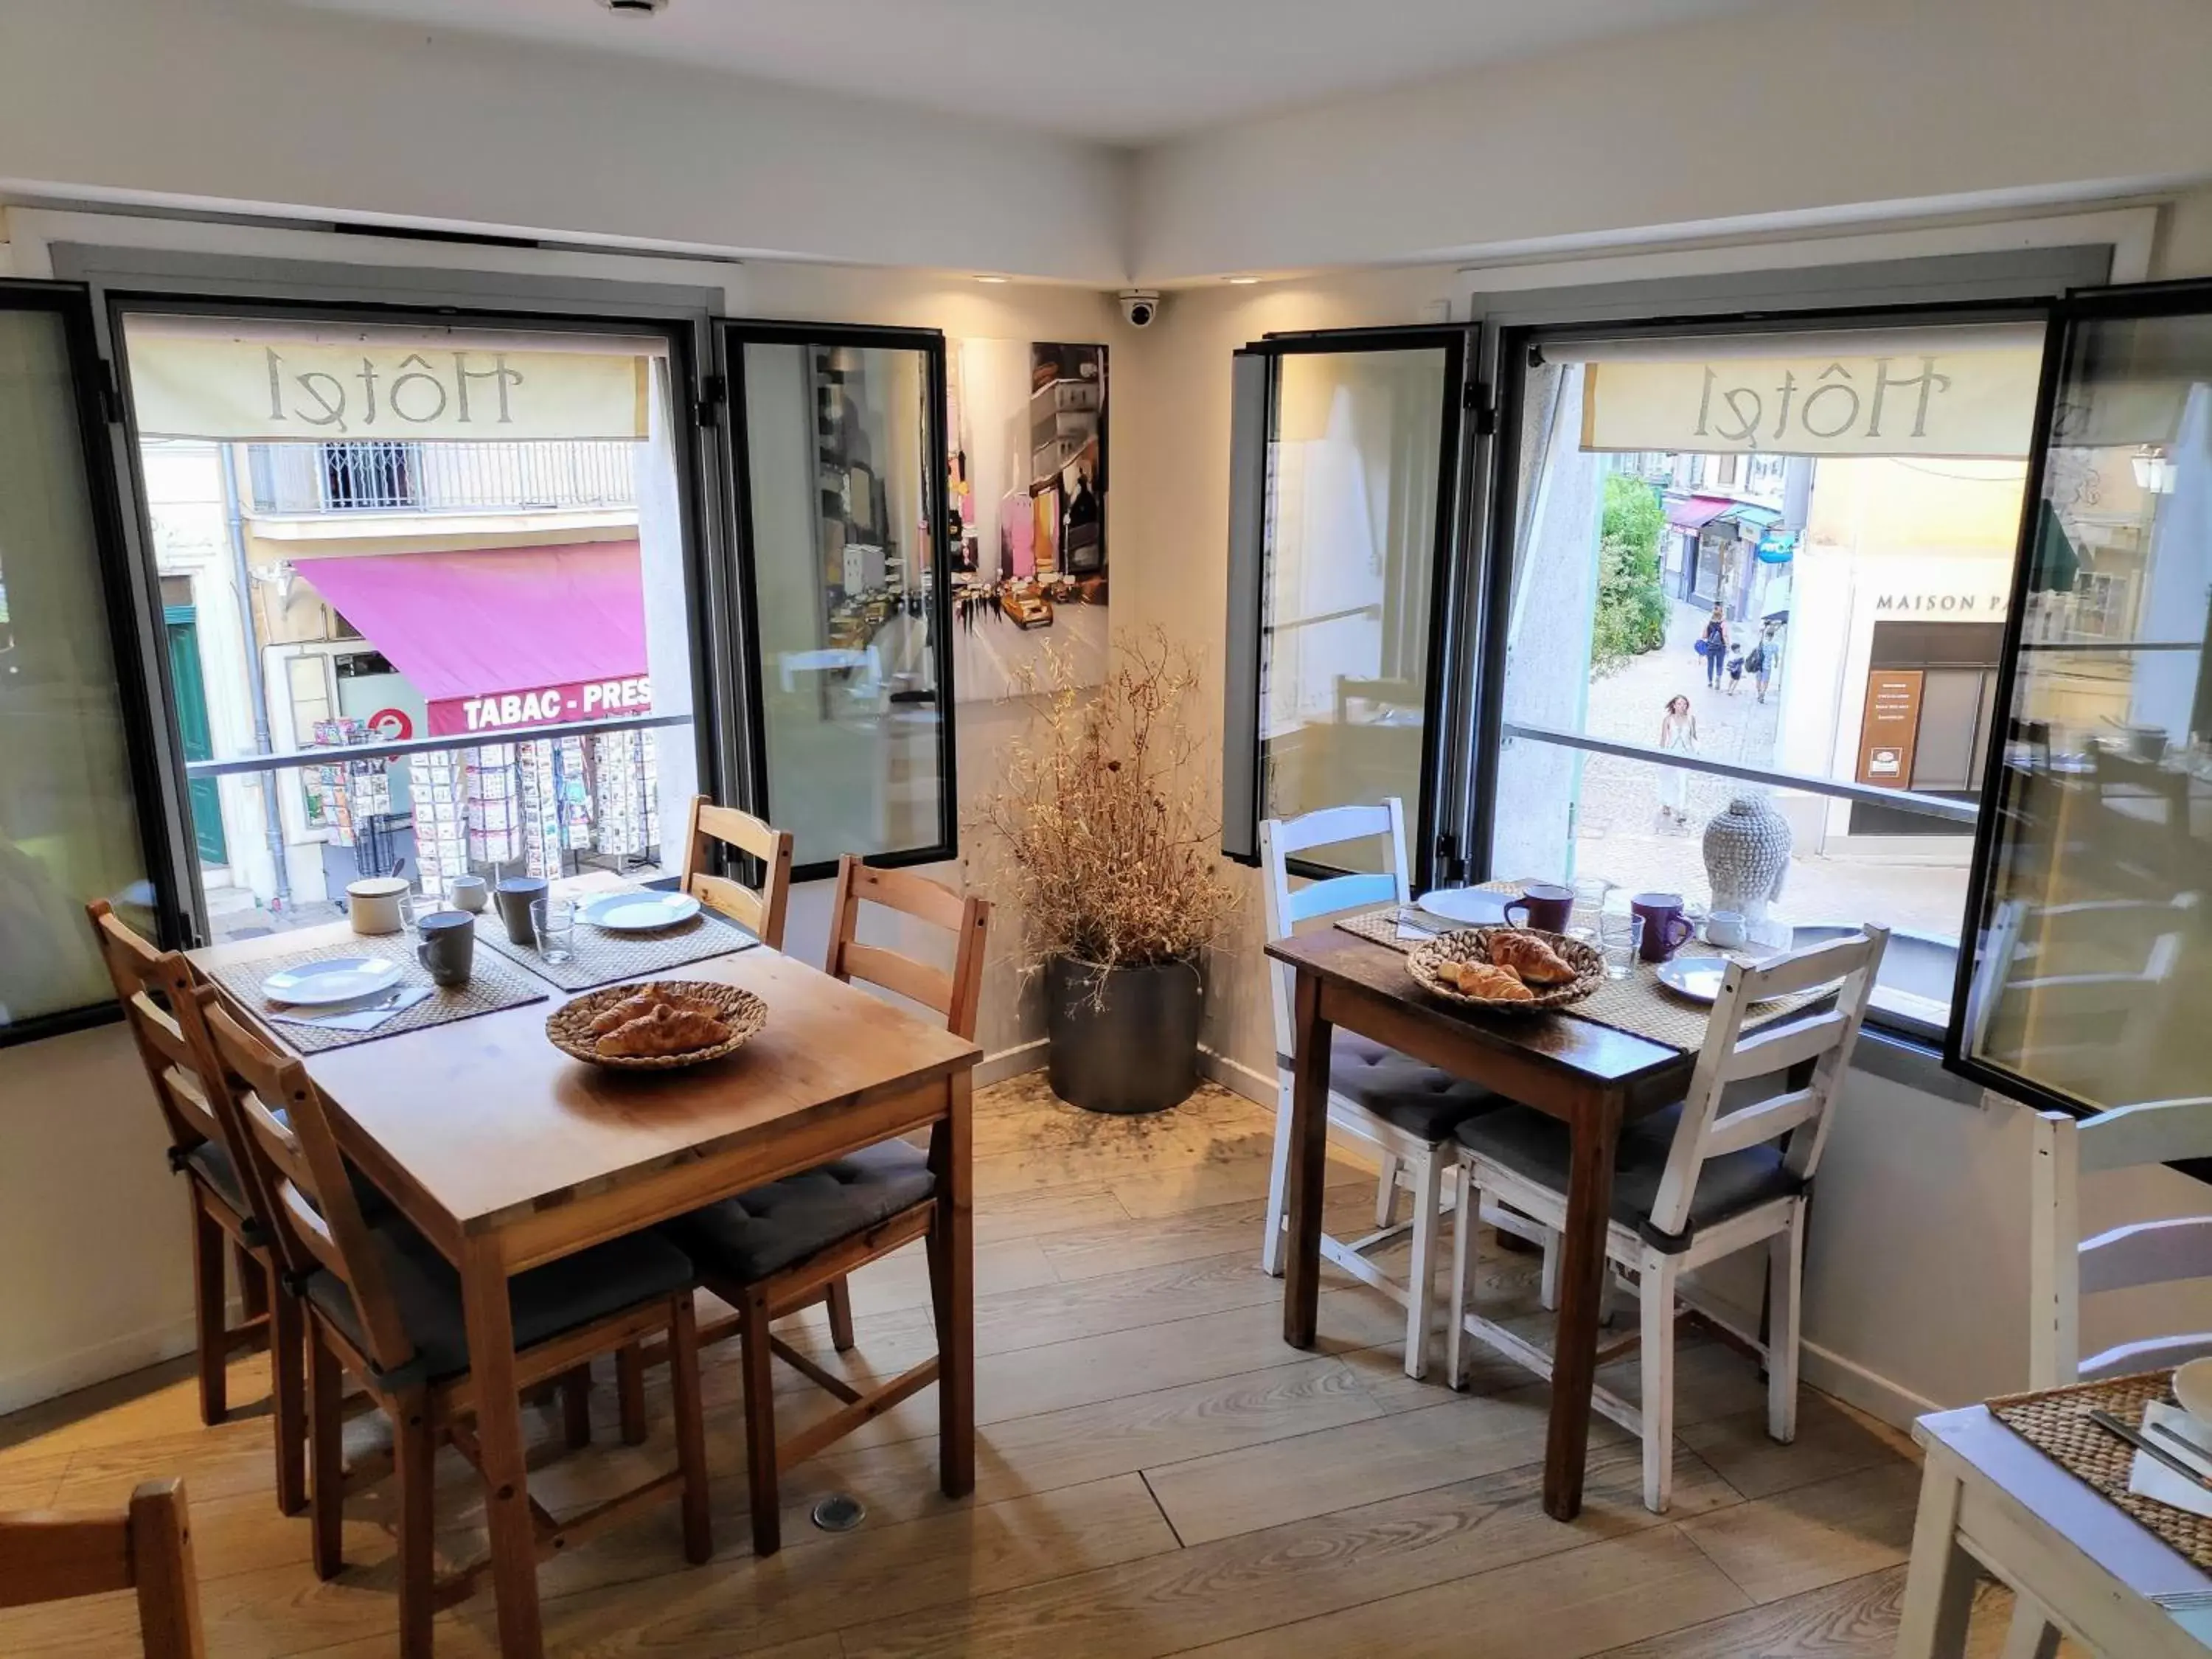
[
  {"x1": 740, "y1": 338, "x2": 945, "y2": 869},
  {"x1": 119, "y1": 314, "x2": 700, "y2": 941},
  {"x1": 1963, "y1": 306, "x2": 2212, "y2": 1107},
  {"x1": 0, "y1": 303, "x2": 152, "y2": 1025},
  {"x1": 1260, "y1": 347, "x2": 1445, "y2": 865},
  {"x1": 1489, "y1": 323, "x2": 2042, "y2": 1023}
]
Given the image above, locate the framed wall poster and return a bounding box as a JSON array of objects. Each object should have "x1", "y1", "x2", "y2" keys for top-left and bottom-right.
[{"x1": 947, "y1": 338, "x2": 1107, "y2": 700}]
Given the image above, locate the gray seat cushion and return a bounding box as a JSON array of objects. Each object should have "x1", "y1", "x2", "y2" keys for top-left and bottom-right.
[
  {"x1": 1328, "y1": 1032, "x2": 1503, "y2": 1143},
  {"x1": 1453, "y1": 1102, "x2": 1806, "y2": 1253},
  {"x1": 184, "y1": 1140, "x2": 253, "y2": 1222},
  {"x1": 306, "y1": 1214, "x2": 695, "y2": 1388},
  {"x1": 184, "y1": 1130, "x2": 391, "y2": 1231},
  {"x1": 669, "y1": 1140, "x2": 936, "y2": 1286}
]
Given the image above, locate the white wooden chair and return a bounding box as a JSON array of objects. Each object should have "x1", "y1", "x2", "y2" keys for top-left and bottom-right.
[
  {"x1": 1997, "y1": 1093, "x2": 2212, "y2": 1659},
  {"x1": 1259, "y1": 799, "x2": 1526, "y2": 1380},
  {"x1": 1447, "y1": 925, "x2": 1888, "y2": 1512}
]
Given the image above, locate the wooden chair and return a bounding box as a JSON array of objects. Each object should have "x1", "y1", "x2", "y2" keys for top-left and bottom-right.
[
  {"x1": 1997, "y1": 1093, "x2": 2212, "y2": 1659},
  {"x1": 679, "y1": 794, "x2": 794, "y2": 949},
  {"x1": 1259, "y1": 801, "x2": 1537, "y2": 1380},
  {"x1": 662, "y1": 855, "x2": 989, "y2": 1554},
  {"x1": 83, "y1": 900, "x2": 305, "y2": 1517},
  {"x1": 1447, "y1": 925, "x2": 1888, "y2": 1513},
  {"x1": 0, "y1": 1478, "x2": 204, "y2": 1658},
  {"x1": 191, "y1": 992, "x2": 712, "y2": 1658}
]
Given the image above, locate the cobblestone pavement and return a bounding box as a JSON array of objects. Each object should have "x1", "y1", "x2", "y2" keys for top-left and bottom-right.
[{"x1": 1539, "y1": 597, "x2": 1970, "y2": 941}]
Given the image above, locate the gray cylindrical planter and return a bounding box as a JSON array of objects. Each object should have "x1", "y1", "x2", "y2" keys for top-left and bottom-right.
[{"x1": 1046, "y1": 955, "x2": 1201, "y2": 1116}]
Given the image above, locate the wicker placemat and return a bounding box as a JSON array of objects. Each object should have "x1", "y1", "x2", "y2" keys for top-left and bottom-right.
[
  {"x1": 1989, "y1": 1371, "x2": 2212, "y2": 1571},
  {"x1": 1334, "y1": 901, "x2": 1823, "y2": 1052},
  {"x1": 204, "y1": 930, "x2": 549, "y2": 1055},
  {"x1": 475, "y1": 895, "x2": 759, "y2": 991}
]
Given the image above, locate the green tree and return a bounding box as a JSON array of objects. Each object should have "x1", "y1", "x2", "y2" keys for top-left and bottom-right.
[{"x1": 1591, "y1": 473, "x2": 1669, "y2": 675}]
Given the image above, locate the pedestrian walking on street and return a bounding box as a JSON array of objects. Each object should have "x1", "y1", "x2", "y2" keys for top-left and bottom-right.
[
  {"x1": 1658, "y1": 694, "x2": 1699, "y2": 827},
  {"x1": 1752, "y1": 621, "x2": 1781, "y2": 703},
  {"x1": 1726, "y1": 645, "x2": 1746, "y2": 694},
  {"x1": 1697, "y1": 605, "x2": 1728, "y2": 690}
]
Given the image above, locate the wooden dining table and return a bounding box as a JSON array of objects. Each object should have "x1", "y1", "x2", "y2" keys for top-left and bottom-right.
[
  {"x1": 189, "y1": 883, "x2": 981, "y2": 1658},
  {"x1": 1267, "y1": 925, "x2": 1694, "y2": 1520}
]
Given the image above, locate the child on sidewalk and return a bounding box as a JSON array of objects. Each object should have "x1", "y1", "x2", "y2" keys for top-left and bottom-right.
[{"x1": 1725, "y1": 645, "x2": 1746, "y2": 694}]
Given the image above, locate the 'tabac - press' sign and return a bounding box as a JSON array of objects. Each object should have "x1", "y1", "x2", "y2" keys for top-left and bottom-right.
[{"x1": 428, "y1": 677, "x2": 653, "y2": 737}]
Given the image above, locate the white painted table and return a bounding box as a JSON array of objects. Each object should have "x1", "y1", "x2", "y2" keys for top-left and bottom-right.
[{"x1": 1897, "y1": 1404, "x2": 2212, "y2": 1657}]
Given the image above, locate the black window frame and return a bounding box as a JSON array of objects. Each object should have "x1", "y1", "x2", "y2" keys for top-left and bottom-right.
[
  {"x1": 720, "y1": 319, "x2": 959, "y2": 883},
  {"x1": 1944, "y1": 275, "x2": 2212, "y2": 1116},
  {"x1": 101, "y1": 290, "x2": 731, "y2": 952},
  {"x1": 1219, "y1": 324, "x2": 1481, "y2": 894},
  {"x1": 0, "y1": 280, "x2": 178, "y2": 1047}
]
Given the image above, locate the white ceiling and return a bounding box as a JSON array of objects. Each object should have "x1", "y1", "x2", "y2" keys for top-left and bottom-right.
[{"x1": 278, "y1": 0, "x2": 1773, "y2": 144}]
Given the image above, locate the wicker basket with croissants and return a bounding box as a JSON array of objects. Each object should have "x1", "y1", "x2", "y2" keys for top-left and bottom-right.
[
  {"x1": 546, "y1": 979, "x2": 768, "y2": 1068},
  {"x1": 1407, "y1": 926, "x2": 1602, "y2": 1011}
]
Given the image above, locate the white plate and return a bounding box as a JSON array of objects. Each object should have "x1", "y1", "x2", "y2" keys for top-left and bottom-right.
[
  {"x1": 2176, "y1": 1358, "x2": 2212, "y2": 1425},
  {"x1": 262, "y1": 956, "x2": 403, "y2": 1007},
  {"x1": 1413, "y1": 887, "x2": 1513, "y2": 927},
  {"x1": 1655, "y1": 956, "x2": 1733, "y2": 1003},
  {"x1": 582, "y1": 891, "x2": 703, "y2": 933}
]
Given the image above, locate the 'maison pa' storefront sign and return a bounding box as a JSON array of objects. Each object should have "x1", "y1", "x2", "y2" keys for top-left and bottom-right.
[{"x1": 1581, "y1": 345, "x2": 2042, "y2": 458}]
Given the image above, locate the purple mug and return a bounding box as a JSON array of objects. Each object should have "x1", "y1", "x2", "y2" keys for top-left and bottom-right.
[
  {"x1": 1631, "y1": 891, "x2": 1697, "y2": 961},
  {"x1": 1503, "y1": 882, "x2": 1573, "y2": 934}
]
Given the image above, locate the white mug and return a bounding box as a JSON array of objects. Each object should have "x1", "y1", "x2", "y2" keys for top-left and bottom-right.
[
  {"x1": 1705, "y1": 909, "x2": 1747, "y2": 949},
  {"x1": 346, "y1": 877, "x2": 411, "y2": 936},
  {"x1": 448, "y1": 875, "x2": 490, "y2": 914}
]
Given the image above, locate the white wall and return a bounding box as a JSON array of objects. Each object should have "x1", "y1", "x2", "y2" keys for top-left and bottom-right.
[
  {"x1": 1132, "y1": 0, "x2": 2212, "y2": 281},
  {"x1": 0, "y1": 0, "x2": 1130, "y2": 283}
]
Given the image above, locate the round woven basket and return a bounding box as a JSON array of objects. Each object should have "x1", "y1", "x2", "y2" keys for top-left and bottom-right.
[
  {"x1": 546, "y1": 979, "x2": 767, "y2": 1070},
  {"x1": 1408, "y1": 927, "x2": 1603, "y2": 1012}
]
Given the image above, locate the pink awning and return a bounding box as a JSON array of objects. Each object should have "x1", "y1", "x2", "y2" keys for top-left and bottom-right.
[
  {"x1": 1665, "y1": 495, "x2": 1739, "y2": 532},
  {"x1": 296, "y1": 543, "x2": 650, "y2": 737}
]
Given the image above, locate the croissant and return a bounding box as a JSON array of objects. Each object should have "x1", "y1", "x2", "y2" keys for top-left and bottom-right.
[
  {"x1": 595, "y1": 1004, "x2": 732, "y2": 1057},
  {"x1": 591, "y1": 988, "x2": 672, "y2": 1035},
  {"x1": 1439, "y1": 959, "x2": 1534, "y2": 1001},
  {"x1": 1489, "y1": 931, "x2": 1576, "y2": 986},
  {"x1": 590, "y1": 986, "x2": 721, "y2": 1035}
]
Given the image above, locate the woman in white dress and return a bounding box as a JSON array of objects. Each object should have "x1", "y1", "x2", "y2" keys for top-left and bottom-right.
[{"x1": 1658, "y1": 694, "x2": 1698, "y2": 826}]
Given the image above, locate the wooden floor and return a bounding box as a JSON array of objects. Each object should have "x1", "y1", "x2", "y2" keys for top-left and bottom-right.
[{"x1": 0, "y1": 1074, "x2": 2056, "y2": 1658}]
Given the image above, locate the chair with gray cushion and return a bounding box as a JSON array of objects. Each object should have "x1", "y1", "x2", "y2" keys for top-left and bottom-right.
[
  {"x1": 664, "y1": 855, "x2": 990, "y2": 1556},
  {"x1": 1446, "y1": 925, "x2": 1888, "y2": 1514},
  {"x1": 86, "y1": 900, "x2": 305, "y2": 1518},
  {"x1": 1258, "y1": 800, "x2": 1539, "y2": 1380},
  {"x1": 195, "y1": 990, "x2": 712, "y2": 1659}
]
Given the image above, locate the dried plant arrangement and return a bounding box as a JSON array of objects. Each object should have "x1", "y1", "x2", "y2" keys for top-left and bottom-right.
[{"x1": 977, "y1": 630, "x2": 1237, "y2": 981}]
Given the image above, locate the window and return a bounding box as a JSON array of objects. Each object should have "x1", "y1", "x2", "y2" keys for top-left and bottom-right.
[
  {"x1": 1220, "y1": 330, "x2": 1470, "y2": 883},
  {"x1": 0, "y1": 286, "x2": 161, "y2": 1034},
  {"x1": 726, "y1": 324, "x2": 955, "y2": 877},
  {"x1": 1955, "y1": 285, "x2": 2212, "y2": 1113},
  {"x1": 115, "y1": 309, "x2": 707, "y2": 945},
  {"x1": 1481, "y1": 319, "x2": 2046, "y2": 1032}
]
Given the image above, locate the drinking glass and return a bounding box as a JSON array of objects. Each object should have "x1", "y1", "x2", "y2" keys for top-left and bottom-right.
[
  {"x1": 1599, "y1": 911, "x2": 1645, "y2": 980},
  {"x1": 532, "y1": 897, "x2": 577, "y2": 964},
  {"x1": 1570, "y1": 876, "x2": 1615, "y2": 935}
]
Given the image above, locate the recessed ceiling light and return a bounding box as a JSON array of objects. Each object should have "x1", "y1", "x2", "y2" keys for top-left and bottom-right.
[
  {"x1": 598, "y1": 0, "x2": 669, "y2": 15},
  {"x1": 1224, "y1": 276, "x2": 1261, "y2": 285},
  {"x1": 974, "y1": 274, "x2": 1011, "y2": 284}
]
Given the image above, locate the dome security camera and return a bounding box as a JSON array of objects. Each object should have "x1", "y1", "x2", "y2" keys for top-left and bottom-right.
[{"x1": 1119, "y1": 289, "x2": 1162, "y2": 329}]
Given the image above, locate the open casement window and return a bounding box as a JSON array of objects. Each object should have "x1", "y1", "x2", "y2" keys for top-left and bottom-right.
[
  {"x1": 1221, "y1": 328, "x2": 1478, "y2": 891},
  {"x1": 0, "y1": 282, "x2": 170, "y2": 1041},
  {"x1": 723, "y1": 324, "x2": 956, "y2": 881},
  {"x1": 1952, "y1": 279, "x2": 2212, "y2": 1116}
]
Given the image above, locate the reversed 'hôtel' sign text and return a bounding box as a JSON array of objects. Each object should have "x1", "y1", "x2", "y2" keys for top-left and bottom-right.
[
  {"x1": 1580, "y1": 346, "x2": 2042, "y2": 459},
  {"x1": 127, "y1": 333, "x2": 652, "y2": 442}
]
